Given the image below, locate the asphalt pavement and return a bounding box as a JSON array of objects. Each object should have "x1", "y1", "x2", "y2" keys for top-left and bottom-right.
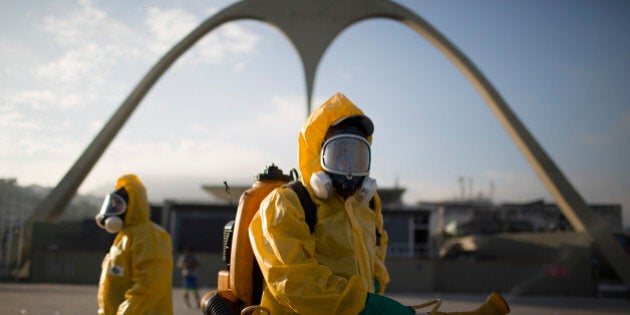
[{"x1": 0, "y1": 282, "x2": 629, "y2": 315}]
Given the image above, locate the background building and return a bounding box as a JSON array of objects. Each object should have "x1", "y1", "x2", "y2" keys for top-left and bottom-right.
[{"x1": 4, "y1": 179, "x2": 626, "y2": 296}]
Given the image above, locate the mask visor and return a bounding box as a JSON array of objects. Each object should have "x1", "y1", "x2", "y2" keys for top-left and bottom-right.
[
  {"x1": 321, "y1": 134, "x2": 370, "y2": 177},
  {"x1": 98, "y1": 192, "x2": 127, "y2": 217}
]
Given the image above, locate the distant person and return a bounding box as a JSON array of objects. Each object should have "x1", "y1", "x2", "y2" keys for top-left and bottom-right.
[
  {"x1": 95, "y1": 174, "x2": 173, "y2": 315},
  {"x1": 177, "y1": 245, "x2": 201, "y2": 309}
]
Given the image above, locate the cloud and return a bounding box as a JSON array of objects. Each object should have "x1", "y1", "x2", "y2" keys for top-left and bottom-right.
[
  {"x1": 2, "y1": 0, "x2": 265, "y2": 179},
  {"x1": 19, "y1": 0, "x2": 262, "y2": 106},
  {"x1": 144, "y1": 6, "x2": 260, "y2": 66},
  {"x1": 185, "y1": 22, "x2": 260, "y2": 66},
  {"x1": 86, "y1": 136, "x2": 272, "y2": 185},
  {"x1": 145, "y1": 7, "x2": 199, "y2": 56},
  {"x1": 37, "y1": 2, "x2": 146, "y2": 84},
  {"x1": 3, "y1": 90, "x2": 56, "y2": 110},
  {"x1": 35, "y1": 44, "x2": 111, "y2": 83},
  {"x1": 2, "y1": 89, "x2": 90, "y2": 112},
  {"x1": 34, "y1": 0, "x2": 261, "y2": 86},
  {"x1": 41, "y1": 0, "x2": 108, "y2": 46},
  {"x1": 0, "y1": 39, "x2": 38, "y2": 78},
  {"x1": 76, "y1": 92, "x2": 306, "y2": 196},
  {"x1": 259, "y1": 95, "x2": 306, "y2": 129},
  {"x1": 0, "y1": 110, "x2": 42, "y2": 131}
]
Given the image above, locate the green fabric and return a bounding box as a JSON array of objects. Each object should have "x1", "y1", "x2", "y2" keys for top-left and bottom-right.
[
  {"x1": 360, "y1": 293, "x2": 414, "y2": 315},
  {"x1": 373, "y1": 278, "x2": 381, "y2": 294}
]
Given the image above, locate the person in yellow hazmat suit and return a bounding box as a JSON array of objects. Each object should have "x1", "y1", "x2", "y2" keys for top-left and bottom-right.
[
  {"x1": 95, "y1": 174, "x2": 174, "y2": 315},
  {"x1": 249, "y1": 93, "x2": 414, "y2": 314}
]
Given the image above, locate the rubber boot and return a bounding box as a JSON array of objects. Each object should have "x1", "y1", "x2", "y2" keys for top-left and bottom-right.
[{"x1": 431, "y1": 292, "x2": 509, "y2": 315}]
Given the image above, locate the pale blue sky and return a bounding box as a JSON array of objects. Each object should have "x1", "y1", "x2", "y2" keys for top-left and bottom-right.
[{"x1": 1, "y1": 0, "x2": 629, "y2": 226}]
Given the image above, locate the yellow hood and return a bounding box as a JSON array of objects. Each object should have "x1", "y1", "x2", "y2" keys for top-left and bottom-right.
[
  {"x1": 114, "y1": 174, "x2": 149, "y2": 226},
  {"x1": 98, "y1": 174, "x2": 173, "y2": 314},
  {"x1": 298, "y1": 92, "x2": 372, "y2": 189},
  {"x1": 248, "y1": 93, "x2": 389, "y2": 314}
]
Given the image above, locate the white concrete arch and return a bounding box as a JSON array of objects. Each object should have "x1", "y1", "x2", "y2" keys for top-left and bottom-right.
[{"x1": 29, "y1": 0, "x2": 630, "y2": 286}]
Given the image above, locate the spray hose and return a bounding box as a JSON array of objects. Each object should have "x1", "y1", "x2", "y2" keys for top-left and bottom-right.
[
  {"x1": 203, "y1": 293, "x2": 508, "y2": 315},
  {"x1": 410, "y1": 298, "x2": 443, "y2": 313},
  {"x1": 410, "y1": 292, "x2": 510, "y2": 315}
]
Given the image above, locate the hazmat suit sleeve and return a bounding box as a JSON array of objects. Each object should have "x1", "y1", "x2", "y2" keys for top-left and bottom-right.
[
  {"x1": 249, "y1": 188, "x2": 368, "y2": 314},
  {"x1": 372, "y1": 195, "x2": 390, "y2": 294},
  {"x1": 116, "y1": 224, "x2": 173, "y2": 314}
]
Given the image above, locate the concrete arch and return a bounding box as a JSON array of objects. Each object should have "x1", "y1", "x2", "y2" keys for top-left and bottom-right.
[{"x1": 29, "y1": 0, "x2": 630, "y2": 285}]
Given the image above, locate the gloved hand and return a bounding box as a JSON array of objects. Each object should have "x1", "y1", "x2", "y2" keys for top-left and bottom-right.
[{"x1": 359, "y1": 293, "x2": 415, "y2": 315}]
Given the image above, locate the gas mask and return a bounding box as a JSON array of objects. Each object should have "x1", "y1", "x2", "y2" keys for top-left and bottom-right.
[
  {"x1": 310, "y1": 116, "x2": 377, "y2": 201},
  {"x1": 95, "y1": 187, "x2": 129, "y2": 234}
]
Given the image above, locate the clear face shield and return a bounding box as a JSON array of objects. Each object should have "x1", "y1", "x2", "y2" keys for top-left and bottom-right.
[
  {"x1": 95, "y1": 188, "x2": 128, "y2": 233},
  {"x1": 321, "y1": 134, "x2": 371, "y2": 177}
]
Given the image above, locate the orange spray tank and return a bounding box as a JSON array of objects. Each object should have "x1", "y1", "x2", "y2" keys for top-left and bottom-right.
[{"x1": 210, "y1": 164, "x2": 294, "y2": 312}]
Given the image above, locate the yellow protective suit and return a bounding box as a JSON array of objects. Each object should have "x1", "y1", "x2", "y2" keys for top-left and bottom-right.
[
  {"x1": 249, "y1": 93, "x2": 390, "y2": 314},
  {"x1": 97, "y1": 174, "x2": 173, "y2": 315}
]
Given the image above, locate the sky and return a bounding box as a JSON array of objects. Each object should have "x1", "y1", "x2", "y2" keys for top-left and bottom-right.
[{"x1": 1, "y1": 0, "x2": 629, "y2": 227}]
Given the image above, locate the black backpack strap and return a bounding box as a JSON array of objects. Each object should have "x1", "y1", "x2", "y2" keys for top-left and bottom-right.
[
  {"x1": 286, "y1": 181, "x2": 380, "y2": 246},
  {"x1": 368, "y1": 196, "x2": 381, "y2": 246},
  {"x1": 285, "y1": 181, "x2": 317, "y2": 233}
]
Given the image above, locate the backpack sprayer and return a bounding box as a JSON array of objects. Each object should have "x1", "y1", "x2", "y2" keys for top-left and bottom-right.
[{"x1": 200, "y1": 165, "x2": 510, "y2": 315}]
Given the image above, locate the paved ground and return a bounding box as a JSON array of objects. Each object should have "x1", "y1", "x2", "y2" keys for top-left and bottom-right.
[{"x1": 0, "y1": 282, "x2": 629, "y2": 315}]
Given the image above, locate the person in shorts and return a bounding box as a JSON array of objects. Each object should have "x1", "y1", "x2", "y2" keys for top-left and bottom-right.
[{"x1": 177, "y1": 245, "x2": 201, "y2": 309}]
